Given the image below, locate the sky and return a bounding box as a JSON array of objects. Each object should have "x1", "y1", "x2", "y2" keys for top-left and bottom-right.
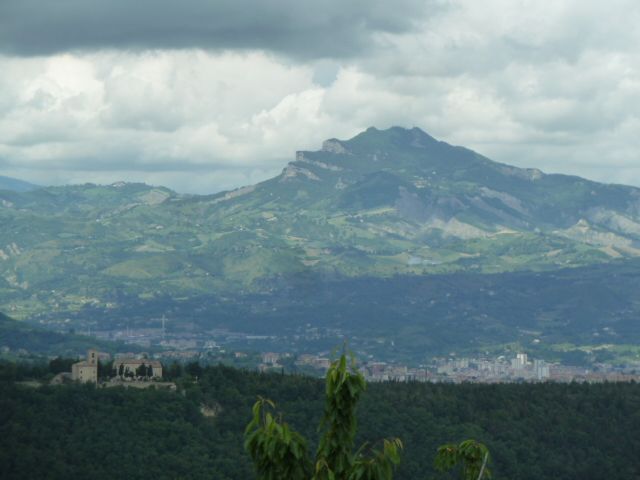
[{"x1": 1, "y1": 0, "x2": 639, "y2": 194}]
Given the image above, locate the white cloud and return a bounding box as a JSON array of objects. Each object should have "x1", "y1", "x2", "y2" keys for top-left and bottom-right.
[
  {"x1": 0, "y1": 51, "x2": 323, "y2": 191},
  {"x1": 1, "y1": 0, "x2": 640, "y2": 192}
]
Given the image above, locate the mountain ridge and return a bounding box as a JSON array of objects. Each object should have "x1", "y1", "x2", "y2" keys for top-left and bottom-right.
[{"x1": 2, "y1": 126, "x2": 640, "y2": 331}]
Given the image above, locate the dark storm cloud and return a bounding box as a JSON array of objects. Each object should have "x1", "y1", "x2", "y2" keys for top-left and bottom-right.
[{"x1": 0, "y1": 0, "x2": 431, "y2": 59}]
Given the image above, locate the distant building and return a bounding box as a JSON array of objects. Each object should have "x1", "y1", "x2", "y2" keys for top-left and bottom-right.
[
  {"x1": 71, "y1": 349, "x2": 98, "y2": 383},
  {"x1": 534, "y1": 359, "x2": 550, "y2": 380},
  {"x1": 313, "y1": 357, "x2": 331, "y2": 370},
  {"x1": 295, "y1": 354, "x2": 315, "y2": 366},
  {"x1": 512, "y1": 353, "x2": 529, "y2": 370},
  {"x1": 261, "y1": 352, "x2": 280, "y2": 365},
  {"x1": 113, "y1": 358, "x2": 163, "y2": 379}
]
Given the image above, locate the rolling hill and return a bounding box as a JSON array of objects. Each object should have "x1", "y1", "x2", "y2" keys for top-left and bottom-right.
[
  {"x1": 0, "y1": 311, "x2": 125, "y2": 357},
  {"x1": 0, "y1": 175, "x2": 40, "y2": 193},
  {"x1": 1, "y1": 127, "x2": 640, "y2": 356}
]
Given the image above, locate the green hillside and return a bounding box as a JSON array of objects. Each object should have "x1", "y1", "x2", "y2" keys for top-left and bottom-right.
[
  {"x1": 2, "y1": 127, "x2": 640, "y2": 356},
  {"x1": 3, "y1": 128, "x2": 640, "y2": 318}
]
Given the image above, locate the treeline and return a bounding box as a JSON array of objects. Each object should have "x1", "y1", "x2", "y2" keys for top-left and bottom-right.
[{"x1": 1, "y1": 363, "x2": 639, "y2": 479}]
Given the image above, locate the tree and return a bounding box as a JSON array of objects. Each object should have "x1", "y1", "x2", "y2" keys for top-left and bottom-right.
[
  {"x1": 118, "y1": 363, "x2": 124, "y2": 378},
  {"x1": 245, "y1": 353, "x2": 402, "y2": 480},
  {"x1": 434, "y1": 439, "x2": 491, "y2": 480},
  {"x1": 136, "y1": 363, "x2": 147, "y2": 379},
  {"x1": 186, "y1": 361, "x2": 203, "y2": 379},
  {"x1": 48, "y1": 357, "x2": 75, "y2": 375},
  {"x1": 98, "y1": 360, "x2": 113, "y2": 380},
  {"x1": 244, "y1": 397, "x2": 311, "y2": 480},
  {"x1": 166, "y1": 362, "x2": 182, "y2": 380}
]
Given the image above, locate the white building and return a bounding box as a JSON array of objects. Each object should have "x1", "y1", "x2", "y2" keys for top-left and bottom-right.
[
  {"x1": 512, "y1": 353, "x2": 529, "y2": 370},
  {"x1": 261, "y1": 352, "x2": 280, "y2": 365},
  {"x1": 534, "y1": 359, "x2": 550, "y2": 380}
]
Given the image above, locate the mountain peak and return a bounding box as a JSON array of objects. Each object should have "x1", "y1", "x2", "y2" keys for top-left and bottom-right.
[
  {"x1": 338, "y1": 126, "x2": 440, "y2": 152},
  {"x1": 363, "y1": 125, "x2": 435, "y2": 139},
  {"x1": 314, "y1": 127, "x2": 441, "y2": 160},
  {"x1": 286, "y1": 126, "x2": 492, "y2": 185}
]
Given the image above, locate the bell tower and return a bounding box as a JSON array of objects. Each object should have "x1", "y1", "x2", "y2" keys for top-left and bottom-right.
[{"x1": 87, "y1": 349, "x2": 98, "y2": 365}]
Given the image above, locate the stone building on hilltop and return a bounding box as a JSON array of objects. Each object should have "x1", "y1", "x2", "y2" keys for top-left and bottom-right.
[{"x1": 71, "y1": 349, "x2": 98, "y2": 383}]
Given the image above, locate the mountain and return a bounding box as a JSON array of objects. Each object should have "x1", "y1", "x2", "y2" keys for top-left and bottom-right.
[
  {"x1": 194, "y1": 126, "x2": 640, "y2": 280},
  {"x1": 2, "y1": 127, "x2": 640, "y2": 357},
  {"x1": 0, "y1": 175, "x2": 40, "y2": 193}
]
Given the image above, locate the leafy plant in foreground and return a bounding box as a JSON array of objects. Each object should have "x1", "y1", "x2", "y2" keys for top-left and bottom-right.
[
  {"x1": 434, "y1": 439, "x2": 491, "y2": 480},
  {"x1": 245, "y1": 354, "x2": 402, "y2": 479}
]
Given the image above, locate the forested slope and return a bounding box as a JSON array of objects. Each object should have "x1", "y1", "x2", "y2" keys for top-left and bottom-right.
[{"x1": 1, "y1": 364, "x2": 639, "y2": 479}]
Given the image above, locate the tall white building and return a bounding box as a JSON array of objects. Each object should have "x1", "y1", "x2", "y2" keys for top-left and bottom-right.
[
  {"x1": 534, "y1": 359, "x2": 550, "y2": 380},
  {"x1": 511, "y1": 353, "x2": 529, "y2": 370}
]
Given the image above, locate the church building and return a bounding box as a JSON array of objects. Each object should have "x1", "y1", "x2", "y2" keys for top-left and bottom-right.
[{"x1": 71, "y1": 349, "x2": 98, "y2": 383}]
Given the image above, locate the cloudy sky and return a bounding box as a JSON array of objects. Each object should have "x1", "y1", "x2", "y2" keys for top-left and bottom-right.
[{"x1": 1, "y1": 0, "x2": 639, "y2": 193}]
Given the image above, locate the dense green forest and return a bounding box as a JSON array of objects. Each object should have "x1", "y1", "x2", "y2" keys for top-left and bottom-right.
[{"x1": 1, "y1": 362, "x2": 639, "y2": 479}]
